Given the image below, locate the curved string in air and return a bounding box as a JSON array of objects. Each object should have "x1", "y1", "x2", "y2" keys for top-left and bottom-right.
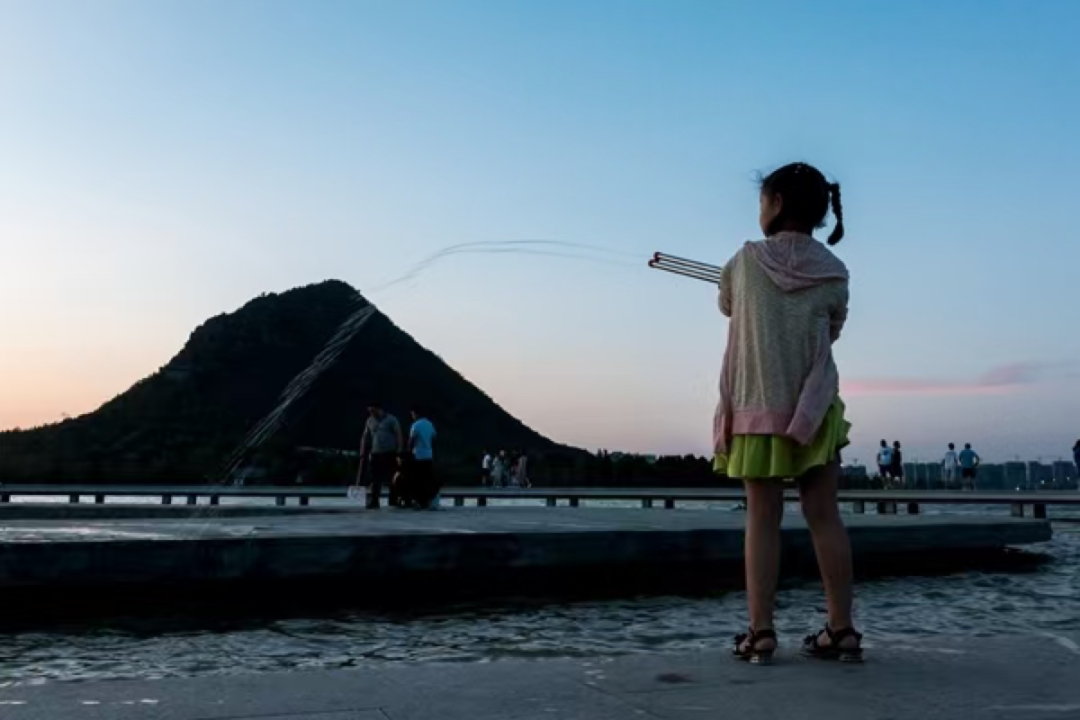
[
  {"x1": 212, "y1": 239, "x2": 644, "y2": 489},
  {"x1": 367, "y1": 240, "x2": 644, "y2": 295}
]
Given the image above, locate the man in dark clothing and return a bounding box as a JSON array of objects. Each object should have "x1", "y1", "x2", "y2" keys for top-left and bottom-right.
[
  {"x1": 890, "y1": 441, "x2": 905, "y2": 489},
  {"x1": 958, "y1": 443, "x2": 981, "y2": 491},
  {"x1": 357, "y1": 403, "x2": 404, "y2": 509}
]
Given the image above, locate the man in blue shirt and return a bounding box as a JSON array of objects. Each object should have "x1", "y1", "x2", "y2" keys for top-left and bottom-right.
[
  {"x1": 958, "y1": 443, "x2": 980, "y2": 491},
  {"x1": 408, "y1": 407, "x2": 439, "y2": 509}
]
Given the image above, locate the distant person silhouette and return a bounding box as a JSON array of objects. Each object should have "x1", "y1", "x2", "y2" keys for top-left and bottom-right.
[
  {"x1": 942, "y1": 443, "x2": 960, "y2": 489},
  {"x1": 876, "y1": 440, "x2": 893, "y2": 487},
  {"x1": 408, "y1": 407, "x2": 439, "y2": 510},
  {"x1": 1073, "y1": 440, "x2": 1080, "y2": 487},
  {"x1": 958, "y1": 443, "x2": 981, "y2": 490},
  {"x1": 890, "y1": 441, "x2": 904, "y2": 489},
  {"x1": 490, "y1": 451, "x2": 507, "y2": 488},
  {"x1": 510, "y1": 450, "x2": 531, "y2": 488},
  {"x1": 517, "y1": 452, "x2": 532, "y2": 488},
  {"x1": 480, "y1": 450, "x2": 492, "y2": 485},
  {"x1": 357, "y1": 403, "x2": 404, "y2": 510}
]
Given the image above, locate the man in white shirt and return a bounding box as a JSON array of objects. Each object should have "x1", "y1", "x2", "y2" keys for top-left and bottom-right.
[
  {"x1": 942, "y1": 443, "x2": 960, "y2": 489},
  {"x1": 408, "y1": 407, "x2": 439, "y2": 509},
  {"x1": 481, "y1": 451, "x2": 492, "y2": 485}
]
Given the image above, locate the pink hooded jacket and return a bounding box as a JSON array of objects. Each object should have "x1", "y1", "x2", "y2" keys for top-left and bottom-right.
[{"x1": 713, "y1": 232, "x2": 849, "y2": 454}]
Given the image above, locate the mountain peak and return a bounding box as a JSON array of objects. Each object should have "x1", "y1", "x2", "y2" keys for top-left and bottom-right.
[{"x1": 0, "y1": 281, "x2": 575, "y2": 484}]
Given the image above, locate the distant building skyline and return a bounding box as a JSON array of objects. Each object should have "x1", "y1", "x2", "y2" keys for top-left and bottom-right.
[{"x1": 843, "y1": 459, "x2": 1078, "y2": 491}]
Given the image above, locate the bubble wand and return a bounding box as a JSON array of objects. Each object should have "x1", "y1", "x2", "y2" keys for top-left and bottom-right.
[{"x1": 647, "y1": 252, "x2": 723, "y2": 284}]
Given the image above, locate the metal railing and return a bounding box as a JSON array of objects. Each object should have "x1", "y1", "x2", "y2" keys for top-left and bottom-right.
[{"x1": 0, "y1": 485, "x2": 1076, "y2": 518}]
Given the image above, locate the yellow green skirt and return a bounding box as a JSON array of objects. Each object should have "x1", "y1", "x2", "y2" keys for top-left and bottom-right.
[{"x1": 714, "y1": 398, "x2": 850, "y2": 481}]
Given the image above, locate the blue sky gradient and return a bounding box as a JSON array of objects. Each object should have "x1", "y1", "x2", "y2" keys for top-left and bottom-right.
[{"x1": 2, "y1": 1, "x2": 1078, "y2": 463}]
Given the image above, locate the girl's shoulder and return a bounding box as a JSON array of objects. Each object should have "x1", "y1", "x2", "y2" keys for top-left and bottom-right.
[{"x1": 722, "y1": 241, "x2": 757, "y2": 270}]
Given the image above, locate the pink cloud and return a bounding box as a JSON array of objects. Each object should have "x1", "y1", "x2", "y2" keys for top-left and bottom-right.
[
  {"x1": 842, "y1": 363, "x2": 1041, "y2": 397},
  {"x1": 977, "y1": 363, "x2": 1037, "y2": 386}
]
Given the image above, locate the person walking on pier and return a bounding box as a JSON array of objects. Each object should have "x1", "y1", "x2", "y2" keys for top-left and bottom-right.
[
  {"x1": 713, "y1": 162, "x2": 862, "y2": 665},
  {"x1": 942, "y1": 443, "x2": 960, "y2": 489},
  {"x1": 510, "y1": 451, "x2": 532, "y2": 488},
  {"x1": 357, "y1": 403, "x2": 404, "y2": 510},
  {"x1": 876, "y1": 440, "x2": 893, "y2": 488},
  {"x1": 490, "y1": 450, "x2": 508, "y2": 488},
  {"x1": 959, "y1": 443, "x2": 980, "y2": 490},
  {"x1": 481, "y1": 451, "x2": 493, "y2": 485},
  {"x1": 1072, "y1": 440, "x2": 1079, "y2": 488},
  {"x1": 890, "y1": 441, "x2": 905, "y2": 490}
]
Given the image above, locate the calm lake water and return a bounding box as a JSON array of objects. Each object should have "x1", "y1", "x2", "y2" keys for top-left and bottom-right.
[{"x1": 0, "y1": 499, "x2": 1077, "y2": 685}]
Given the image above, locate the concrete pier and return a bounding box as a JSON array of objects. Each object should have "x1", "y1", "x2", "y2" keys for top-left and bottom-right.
[
  {"x1": 0, "y1": 635, "x2": 1074, "y2": 719},
  {"x1": 0, "y1": 508, "x2": 1050, "y2": 591}
]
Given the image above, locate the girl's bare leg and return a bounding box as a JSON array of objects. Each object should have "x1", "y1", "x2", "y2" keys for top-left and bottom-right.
[
  {"x1": 798, "y1": 462, "x2": 857, "y2": 645},
  {"x1": 743, "y1": 480, "x2": 785, "y2": 648}
]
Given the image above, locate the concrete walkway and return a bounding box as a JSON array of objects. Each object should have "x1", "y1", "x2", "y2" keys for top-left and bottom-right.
[
  {"x1": 0, "y1": 508, "x2": 1051, "y2": 589},
  {"x1": 0, "y1": 636, "x2": 1074, "y2": 719}
]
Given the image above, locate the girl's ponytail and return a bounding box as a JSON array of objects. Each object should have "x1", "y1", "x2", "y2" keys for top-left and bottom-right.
[{"x1": 826, "y1": 182, "x2": 845, "y2": 246}]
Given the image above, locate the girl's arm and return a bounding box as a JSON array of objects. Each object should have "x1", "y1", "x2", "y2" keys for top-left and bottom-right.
[
  {"x1": 829, "y1": 284, "x2": 850, "y2": 343},
  {"x1": 718, "y1": 260, "x2": 733, "y2": 317}
]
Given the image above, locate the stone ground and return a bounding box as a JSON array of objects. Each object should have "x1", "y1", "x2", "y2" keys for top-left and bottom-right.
[{"x1": 0, "y1": 636, "x2": 1075, "y2": 719}]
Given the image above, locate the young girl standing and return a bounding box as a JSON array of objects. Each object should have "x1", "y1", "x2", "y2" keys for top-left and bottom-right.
[{"x1": 714, "y1": 162, "x2": 862, "y2": 664}]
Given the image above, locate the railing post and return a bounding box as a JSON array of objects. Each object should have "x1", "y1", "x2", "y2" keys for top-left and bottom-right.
[
  {"x1": 664, "y1": 498, "x2": 675, "y2": 510},
  {"x1": 210, "y1": 495, "x2": 220, "y2": 506},
  {"x1": 187, "y1": 495, "x2": 197, "y2": 506},
  {"x1": 95, "y1": 494, "x2": 105, "y2": 505},
  {"x1": 907, "y1": 502, "x2": 920, "y2": 515},
  {"x1": 477, "y1": 497, "x2": 487, "y2": 507},
  {"x1": 1033, "y1": 503, "x2": 1047, "y2": 519},
  {"x1": 162, "y1": 494, "x2": 172, "y2": 505},
  {"x1": 276, "y1": 496, "x2": 286, "y2": 507},
  {"x1": 0, "y1": 494, "x2": 9, "y2": 503},
  {"x1": 546, "y1": 497, "x2": 557, "y2": 507},
  {"x1": 1010, "y1": 503, "x2": 1024, "y2": 518},
  {"x1": 642, "y1": 498, "x2": 653, "y2": 509},
  {"x1": 69, "y1": 494, "x2": 80, "y2": 504},
  {"x1": 299, "y1": 496, "x2": 310, "y2": 507},
  {"x1": 852, "y1": 500, "x2": 865, "y2": 514},
  {"x1": 569, "y1": 497, "x2": 580, "y2": 508},
  {"x1": 454, "y1": 496, "x2": 465, "y2": 507}
]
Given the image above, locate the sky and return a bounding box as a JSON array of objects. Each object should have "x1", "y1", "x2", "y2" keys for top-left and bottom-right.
[{"x1": 1, "y1": 0, "x2": 1078, "y2": 464}]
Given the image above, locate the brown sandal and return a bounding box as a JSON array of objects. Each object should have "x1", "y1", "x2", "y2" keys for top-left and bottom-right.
[
  {"x1": 801, "y1": 625, "x2": 864, "y2": 663},
  {"x1": 733, "y1": 627, "x2": 777, "y2": 665}
]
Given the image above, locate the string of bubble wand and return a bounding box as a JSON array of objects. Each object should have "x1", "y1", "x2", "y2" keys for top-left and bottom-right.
[{"x1": 214, "y1": 239, "x2": 645, "y2": 488}]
